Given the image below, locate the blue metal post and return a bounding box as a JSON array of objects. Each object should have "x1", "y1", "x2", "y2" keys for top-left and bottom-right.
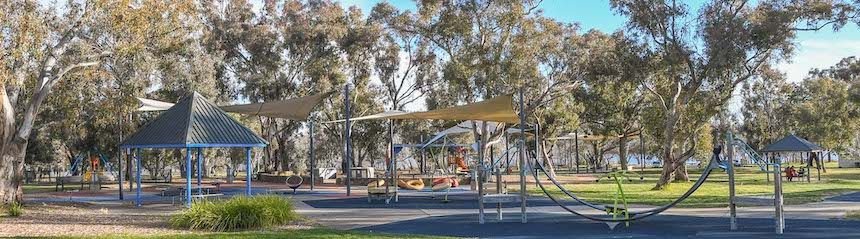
[
  {"x1": 118, "y1": 147, "x2": 123, "y2": 200},
  {"x1": 135, "y1": 148, "x2": 142, "y2": 207},
  {"x1": 185, "y1": 148, "x2": 192, "y2": 207},
  {"x1": 246, "y1": 147, "x2": 252, "y2": 195},
  {"x1": 196, "y1": 148, "x2": 202, "y2": 195}
]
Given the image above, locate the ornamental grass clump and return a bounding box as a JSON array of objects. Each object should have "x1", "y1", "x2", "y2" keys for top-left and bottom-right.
[
  {"x1": 170, "y1": 195, "x2": 297, "y2": 231},
  {"x1": 4, "y1": 202, "x2": 22, "y2": 217}
]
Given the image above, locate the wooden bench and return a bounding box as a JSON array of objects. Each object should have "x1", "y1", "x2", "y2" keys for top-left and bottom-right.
[
  {"x1": 782, "y1": 171, "x2": 806, "y2": 181},
  {"x1": 55, "y1": 176, "x2": 84, "y2": 191}
]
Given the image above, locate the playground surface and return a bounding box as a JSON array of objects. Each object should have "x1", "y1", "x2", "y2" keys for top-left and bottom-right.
[
  {"x1": 291, "y1": 188, "x2": 860, "y2": 238},
  {"x1": 6, "y1": 182, "x2": 860, "y2": 238}
]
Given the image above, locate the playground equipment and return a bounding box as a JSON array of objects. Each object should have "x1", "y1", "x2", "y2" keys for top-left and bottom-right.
[
  {"x1": 286, "y1": 175, "x2": 303, "y2": 194},
  {"x1": 397, "y1": 179, "x2": 425, "y2": 190},
  {"x1": 524, "y1": 131, "x2": 785, "y2": 234}
]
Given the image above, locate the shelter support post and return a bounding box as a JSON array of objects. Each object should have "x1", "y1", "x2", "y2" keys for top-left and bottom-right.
[
  {"x1": 135, "y1": 148, "x2": 142, "y2": 207},
  {"x1": 246, "y1": 147, "x2": 252, "y2": 195},
  {"x1": 727, "y1": 133, "x2": 737, "y2": 231},
  {"x1": 478, "y1": 121, "x2": 486, "y2": 224},
  {"x1": 118, "y1": 147, "x2": 124, "y2": 200},
  {"x1": 494, "y1": 145, "x2": 501, "y2": 220},
  {"x1": 518, "y1": 89, "x2": 527, "y2": 224},
  {"x1": 197, "y1": 148, "x2": 202, "y2": 195},
  {"x1": 185, "y1": 148, "x2": 192, "y2": 207},
  {"x1": 774, "y1": 163, "x2": 785, "y2": 234},
  {"x1": 310, "y1": 121, "x2": 315, "y2": 191}
]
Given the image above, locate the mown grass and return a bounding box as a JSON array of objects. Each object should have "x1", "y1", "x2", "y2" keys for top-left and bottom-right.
[
  {"x1": 52, "y1": 229, "x2": 451, "y2": 239},
  {"x1": 531, "y1": 162, "x2": 860, "y2": 208}
]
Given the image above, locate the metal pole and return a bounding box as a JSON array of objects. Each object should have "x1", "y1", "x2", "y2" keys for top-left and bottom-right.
[
  {"x1": 494, "y1": 145, "x2": 501, "y2": 220},
  {"x1": 118, "y1": 147, "x2": 124, "y2": 200},
  {"x1": 388, "y1": 119, "x2": 397, "y2": 202},
  {"x1": 185, "y1": 148, "x2": 192, "y2": 207},
  {"x1": 343, "y1": 84, "x2": 352, "y2": 196},
  {"x1": 774, "y1": 163, "x2": 784, "y2": 234},
  {"x1": 196, "y1": 148, "x2": 202, "y2": 195},
  {"x1": 310, "y1": 121, "x2": 315, "y2": 191},
  {"x1": 518, "y1": 88, "x2": 527, "y2": 224},
  {"x1": 135, "y1": 148, "x2": 142, "y2": 207},
  {"x1": 478, "y1": 121, "x2": 486, "y2": 224},
  {"x1": 727, "y1": 133, "x2": 738, "y2": 231},
  {"x1": 640, "y1": 131, "x2": 645, "y2": 174},
  {"x1": 245, "y1": 147, "x2": 253, "y2": 195},
  {"x1": 575, "y1": 131, "x2": 579, "y2": 174}
]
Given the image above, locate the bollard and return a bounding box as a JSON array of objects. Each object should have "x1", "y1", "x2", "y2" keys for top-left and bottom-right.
[{"x1": 774, "y1": 163, "x2": 785, "y2": 234}]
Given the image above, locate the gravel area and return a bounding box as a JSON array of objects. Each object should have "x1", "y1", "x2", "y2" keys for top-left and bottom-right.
[{"x1": 0, "y1": 201, "x2": 188, "y2": 237}]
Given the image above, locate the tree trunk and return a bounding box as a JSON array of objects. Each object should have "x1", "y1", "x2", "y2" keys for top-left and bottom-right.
[
  {"x1": 673, "y1": 161, "x2": 689, "y2": 182},
  {"x1": 0, "y1": 142, "x2": 27, "y2": 204},
  {"x1": 541, "y1": 141, "x2": 556, "y2": 178},
  {"x1": 619, "y1": 135, "x2": 629, "y2": 170}
]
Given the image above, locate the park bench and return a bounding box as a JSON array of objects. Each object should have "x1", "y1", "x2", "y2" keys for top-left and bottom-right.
[{"x1": 55, "y1": 176, "x2": 84, "y2": 191}]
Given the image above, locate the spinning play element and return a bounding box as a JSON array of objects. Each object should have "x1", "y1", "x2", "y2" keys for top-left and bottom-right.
[
  {"x1": 397, "y1": 179, "x2": 425, "y2": 190},
  {"x1": 286, "y1": 175, "x2": 303, "y2": 194}
]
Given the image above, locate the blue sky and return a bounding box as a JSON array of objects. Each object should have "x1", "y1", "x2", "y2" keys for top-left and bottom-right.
[{"x1": 336, "y1": 0, "x2": 860, "y2": 83}]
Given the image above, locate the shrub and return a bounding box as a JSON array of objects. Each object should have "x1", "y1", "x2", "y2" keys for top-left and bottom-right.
[
  {"x1": 170, "y1": 195, "x2": 297, "y2": 231},
  {"x1": 5, "y1": 202, "x2": 23, "y2": 217}
]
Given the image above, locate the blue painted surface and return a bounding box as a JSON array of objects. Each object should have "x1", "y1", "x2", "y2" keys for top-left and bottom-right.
[
  {"x1": 185, "y1": 148, "x2": 192, "y2": 207},
  {"x1": 355, "y1": 212, "x2": 860, "y2": 239},
  {"x1": 196, "y1": 148, "x2": 202, "y2": 195},
  {"x1": 245, "y1": 147, "x2": 252, "y2": 195},
  {"x1": 135, "y1": 148, "x2": 142, "y2": 207}
]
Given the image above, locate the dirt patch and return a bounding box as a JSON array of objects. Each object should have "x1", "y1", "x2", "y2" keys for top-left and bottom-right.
[{"x1": 0, "y1": 201, "x2": 188, "y2": 237}]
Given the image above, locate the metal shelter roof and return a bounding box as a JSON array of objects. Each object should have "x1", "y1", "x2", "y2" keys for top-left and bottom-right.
[
  {"x1": 760, "y1": 134, "x2": 824, "y2": 152},
  {"x1": 120, "y1": 92, "x2": 268, "y2": 149}
]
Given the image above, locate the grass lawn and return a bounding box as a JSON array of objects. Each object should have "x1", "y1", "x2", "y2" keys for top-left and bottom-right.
[
  {"x1": 531, "y1": 162, "x2": 860, "y2": 208},
  {"x1": 23, "y1": 184, "x2": 58, "y2": 194},
  {"x1": 54, "y1": 229, "x2": 450, "y2": 239}
]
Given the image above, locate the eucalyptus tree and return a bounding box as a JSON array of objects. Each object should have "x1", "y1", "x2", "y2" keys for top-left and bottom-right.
[
  {"x1": 412, "y1": 0, "x2": 583, "y2": 177},
  {"x1": 0, "y1": 0, "x2": 195, "y2": 204},
  {"x1": 611, "y1": 0, "x2": 859, "y2": 188},
  {"x1": 740, "y1": 67, "x2": 796, "y2": 149},
  {"x1": 574, "y1": 30, "x2": 647, "y2": 170}
]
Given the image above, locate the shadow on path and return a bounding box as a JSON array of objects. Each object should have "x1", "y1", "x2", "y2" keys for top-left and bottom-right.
[{"x1": 357, "y1": 212, "x2": 860, "y2": 239}]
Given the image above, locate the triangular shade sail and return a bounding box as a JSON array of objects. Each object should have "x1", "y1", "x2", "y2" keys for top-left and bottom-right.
[
  {"x1": 219, "y1": 91, "x2": 334, "y2": 120},
  {"x1": 121, "y1": 92, "x2": 268, "y2": 148},
  {"x1": 135, "y1": 91, "x2": 333, "y2": 121},
  {"x1": 325, "y1": 94, "x2": 520, "y2": 124},
  {"x1": 136, "y1": 97, "x2": 174, "y2": 112},
  {"x1": 760, "y1": 134, "x2": 824, "y2": 152}
]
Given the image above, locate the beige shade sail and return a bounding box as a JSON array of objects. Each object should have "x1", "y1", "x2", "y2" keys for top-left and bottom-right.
[
  {"x1": 136, "y1": 97, "x2": 174, "y2": 112},
  {"x1": 324, "y1": 94, "x2": 520, "y2": 124},
  {"x1": 136, "y1": 91, "x2": 334, "y2": 121},
  {"x1": 219, "y1": 91, "x2": 334, "y2": 120}
]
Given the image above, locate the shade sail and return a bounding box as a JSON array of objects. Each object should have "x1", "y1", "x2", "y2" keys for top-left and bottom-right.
[
  {"x1": 760, "y1": 134, "x2": 824, "y2": 152},
  {"x1": 136, "y1": 91, "x2": 333, "y2": 121},
  {"x1": 136, "y1": 97, "x2": 174, "y2": 112},
  {"x1": 419, "y1": 121, "x2": 502, "y2": 148},
  {"x1": 219, "y1": 91, "x2": 334, "y2": 120},
  {"x1": 325, "y1": 94, "x2": 520, "y2": 124},
  {"x1": 121, "y1": 92, "x2": 268, "y2": 149}
]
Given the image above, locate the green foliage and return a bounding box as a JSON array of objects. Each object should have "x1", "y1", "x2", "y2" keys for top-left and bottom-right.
[
  {"x1": 4, "y1": 201, "x2": 23, "y2": 217},
  {"x1": 169, "y1": 196, "x2": 297, "y2": 232}
]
